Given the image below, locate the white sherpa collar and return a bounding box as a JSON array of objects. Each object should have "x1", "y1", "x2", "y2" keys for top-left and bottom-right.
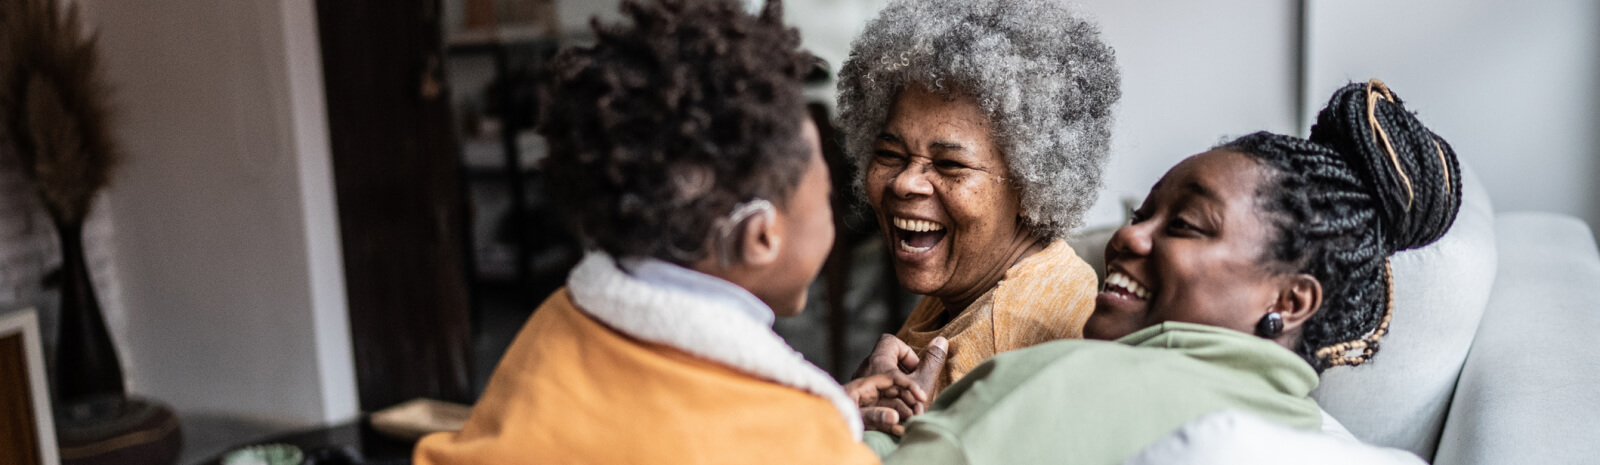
[{"x1": 567, "y1": 252, "x2": 864, "y2": 439}]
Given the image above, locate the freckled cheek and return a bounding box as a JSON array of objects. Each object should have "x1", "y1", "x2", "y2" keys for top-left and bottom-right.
[
  {"x1": 864, "y1": 168, "x2": 893, "y2": 218},
  {"x1": 944, "y1": 179, "x2": 1009, "y2": 239},
  {"x1": 864, "y1": 171, "x2": 887, "y2": 202}
]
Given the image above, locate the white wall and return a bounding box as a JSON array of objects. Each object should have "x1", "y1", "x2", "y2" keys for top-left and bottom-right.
[
  {"x1": 77, "y1": 0, "x2": 358, "y2": 426},
  {"x1": 1074, "y1": 0, "x2": 1302, "y2": 226},
  {"x1": 783, "y1": 0, "x2": 1600, "y2": 231},
  {"x1": 1306, "y1": 0, "x2": 1600, "y2": 236}
]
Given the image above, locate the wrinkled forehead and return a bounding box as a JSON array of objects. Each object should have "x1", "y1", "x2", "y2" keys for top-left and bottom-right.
[{"x1": 885, "y1": 84, "x2": 990, "y2": 127}]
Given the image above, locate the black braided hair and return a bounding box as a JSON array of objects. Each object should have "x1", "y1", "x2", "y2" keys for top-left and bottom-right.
[
  {"x1": 1218, "y1": 80, "x2": 1463, "y2": 372},
  {"x1": 539, "y1": 0, "x2": 815, "y2": 264}
]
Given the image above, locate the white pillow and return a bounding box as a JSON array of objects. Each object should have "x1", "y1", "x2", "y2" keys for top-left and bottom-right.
[
  {"x1": 1310, "y1": 164, "x2": 1498, "y2": 459},
  {"x1": 1124, "y1": 411, "x2": 1426, "y2": 465}
]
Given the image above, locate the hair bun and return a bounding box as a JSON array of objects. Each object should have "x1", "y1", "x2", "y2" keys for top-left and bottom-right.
[{"x1": 1307, "y1": 79, "x2": 1463, "y2": 253}]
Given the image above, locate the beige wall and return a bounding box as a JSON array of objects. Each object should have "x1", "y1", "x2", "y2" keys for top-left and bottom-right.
[{"x1": 77, "y1": 0, "x2": 357, "y2": 426}]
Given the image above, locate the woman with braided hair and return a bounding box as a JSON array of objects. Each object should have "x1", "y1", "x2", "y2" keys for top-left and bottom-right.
[{"x1": 866, "y1": 80, "x2": 1457, "y2": 464}]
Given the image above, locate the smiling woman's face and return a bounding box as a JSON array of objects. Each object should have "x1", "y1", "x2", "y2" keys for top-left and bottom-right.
[
  {"x1": 1084, "y1": 150, "x2": 1288, "y2": 341},
  {"x1": 865, "y1": 85, "x2": 1036, "y2": 302}
]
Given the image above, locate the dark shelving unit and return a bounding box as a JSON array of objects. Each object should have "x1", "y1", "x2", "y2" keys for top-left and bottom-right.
[{"x1": 443, "y1": 33, "x2": 582, "y2": 392}]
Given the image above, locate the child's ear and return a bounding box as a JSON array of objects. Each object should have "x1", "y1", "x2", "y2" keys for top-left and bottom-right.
[{"x1": 736, "y1": 210, "x2": 781, "y2": 268}]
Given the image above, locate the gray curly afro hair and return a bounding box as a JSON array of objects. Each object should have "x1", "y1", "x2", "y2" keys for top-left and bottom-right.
[{"x1": 836, "y1": 0, "x2": 1120, "y2": 238}]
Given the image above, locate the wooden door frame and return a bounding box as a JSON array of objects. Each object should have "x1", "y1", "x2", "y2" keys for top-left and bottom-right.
[{"x1": 314, "y1": 0, "x2": 474, "y2": 411}]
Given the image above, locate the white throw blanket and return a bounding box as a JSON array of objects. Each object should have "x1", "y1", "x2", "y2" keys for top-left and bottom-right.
[{"x1": 1124, "y1": 411, "x2": 1426, "y2": 465}]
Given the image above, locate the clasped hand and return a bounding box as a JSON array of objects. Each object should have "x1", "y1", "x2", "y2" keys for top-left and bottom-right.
[{"x1": 841, "y1": 334, "x2": 948, "y2": 436}]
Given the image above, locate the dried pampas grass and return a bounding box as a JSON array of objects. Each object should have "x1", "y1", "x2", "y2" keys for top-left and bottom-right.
[{"x1": 0, "y1": 0, "x2": 120, "y2": 225}]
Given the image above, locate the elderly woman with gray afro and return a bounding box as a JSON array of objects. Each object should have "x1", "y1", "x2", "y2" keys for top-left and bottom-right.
[{"x1": 841, "y1": 0, "x2": 1119, "y2": 429}]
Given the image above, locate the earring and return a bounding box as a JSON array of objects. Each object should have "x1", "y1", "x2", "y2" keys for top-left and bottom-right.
[{"x1": 1256, "y1": 312, "x2": 1283, "y2": 338}]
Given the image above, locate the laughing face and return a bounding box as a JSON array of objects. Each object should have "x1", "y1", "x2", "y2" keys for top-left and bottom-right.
[
  {"x1": 1084, "y1": 150, "x2": 1290, "y2": 341},
  {"x1": 865, "y1": 85, "x2": 1043, "y2": 310}
]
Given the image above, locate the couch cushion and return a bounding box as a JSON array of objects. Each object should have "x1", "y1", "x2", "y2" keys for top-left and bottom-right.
[
  {"x1": 1432, "y1": 213, "x2": 1600, "y2": 465},
  {"x1": 1310, "y1": 164, "x2": 1497, "y2": 459},
  {"x1": 1067, "y1": 224, "x2": 1117, "y2": 281}
]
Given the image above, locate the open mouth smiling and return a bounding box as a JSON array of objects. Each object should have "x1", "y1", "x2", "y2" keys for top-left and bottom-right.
[
  {"x1": 1101, "y1": 270, "x2": 1151, "y2": 301},
  {"x1": 891, "y1": 216, "x2": 947, "y2": 255}
]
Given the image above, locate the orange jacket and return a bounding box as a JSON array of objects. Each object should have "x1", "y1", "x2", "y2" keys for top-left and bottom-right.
[{"x1": 414, "y1": 288, "x2": 878, "y2": 464}]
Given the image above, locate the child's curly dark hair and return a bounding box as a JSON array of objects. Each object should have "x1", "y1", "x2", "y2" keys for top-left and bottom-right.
[{"x1": 539, "y1": 0, "x2": 816, "y2": 264}]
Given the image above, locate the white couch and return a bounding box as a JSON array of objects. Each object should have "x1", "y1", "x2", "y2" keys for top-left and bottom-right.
[
  {"x1": 1070, "y1": 165, "x2": 1600, "y2": 463},
  {"x1": 1430, "y1": 210, "x2": 1600, "y2": 464}
]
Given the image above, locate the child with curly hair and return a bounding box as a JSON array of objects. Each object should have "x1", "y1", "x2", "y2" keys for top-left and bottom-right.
[{"x1": 413, "y1": 0, "x2": 918, "y2": 463}]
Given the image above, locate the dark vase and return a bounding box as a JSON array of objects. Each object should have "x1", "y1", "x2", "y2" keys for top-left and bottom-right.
[
  {"x1": 51, "y1": 220, "x2": 125, "y2": 405},
  {"x1": 49, "y1": 220, "x2": 183, "y2": 465}
]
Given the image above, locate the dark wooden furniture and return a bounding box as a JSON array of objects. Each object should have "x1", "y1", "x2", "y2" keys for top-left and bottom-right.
[
  {"x1": 315, "y1": 0, "x2": 475, "y2": 410},
  {"x1": 1, "y1": 329, "x2": 43, "y2": 465},
  {"x1": 809, "y1": 103, "x2": 911, "y2": 376}
]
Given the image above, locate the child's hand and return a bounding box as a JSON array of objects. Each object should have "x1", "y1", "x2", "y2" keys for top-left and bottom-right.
[
  {"x1": 854, "y1": 335, "x2": 948, "y2": 395},
  {"x1": 843, "y1": 371, "x2": 925, "y2": 436},
  {"x1": 845, "y1": 336, "x2": 948, "y2": 435}
]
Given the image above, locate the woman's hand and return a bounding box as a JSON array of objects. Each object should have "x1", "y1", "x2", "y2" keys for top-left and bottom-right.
[
  {"x1": 843, "y1": 371, "x2": 926, "y2": 436},
  {"x1": 855, "y1": 334, "x2": 948, "y2": 395},
  {"x1": 848, "y1": 335, "x2": 948, "y2": 435},
  {"x1": 854, "y1": 334, "x2": 918, "y2": 380}
]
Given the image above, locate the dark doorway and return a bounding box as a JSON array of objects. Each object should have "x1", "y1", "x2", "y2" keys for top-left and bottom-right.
[{"x1": 314, "y1": 0, "x2": 475, "y2": 411}]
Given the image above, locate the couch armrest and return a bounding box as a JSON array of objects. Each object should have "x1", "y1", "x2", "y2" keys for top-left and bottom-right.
[{"x1": 1434, "y1": 213, "x2": 1600, "y2": 465}]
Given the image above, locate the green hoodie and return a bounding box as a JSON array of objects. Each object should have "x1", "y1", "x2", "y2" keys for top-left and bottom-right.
[{"x1": 866, "y1": 322, "x2": 1324, "y2": 464}]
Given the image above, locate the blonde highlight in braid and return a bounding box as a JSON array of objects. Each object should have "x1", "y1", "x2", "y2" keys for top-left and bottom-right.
[
  {"x1": 1364, "y1": 80, "x2": 1414, "y2": 210},
  {"x1": 1315, "y1": 259, "x2": 1395, "y2": 367}
]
